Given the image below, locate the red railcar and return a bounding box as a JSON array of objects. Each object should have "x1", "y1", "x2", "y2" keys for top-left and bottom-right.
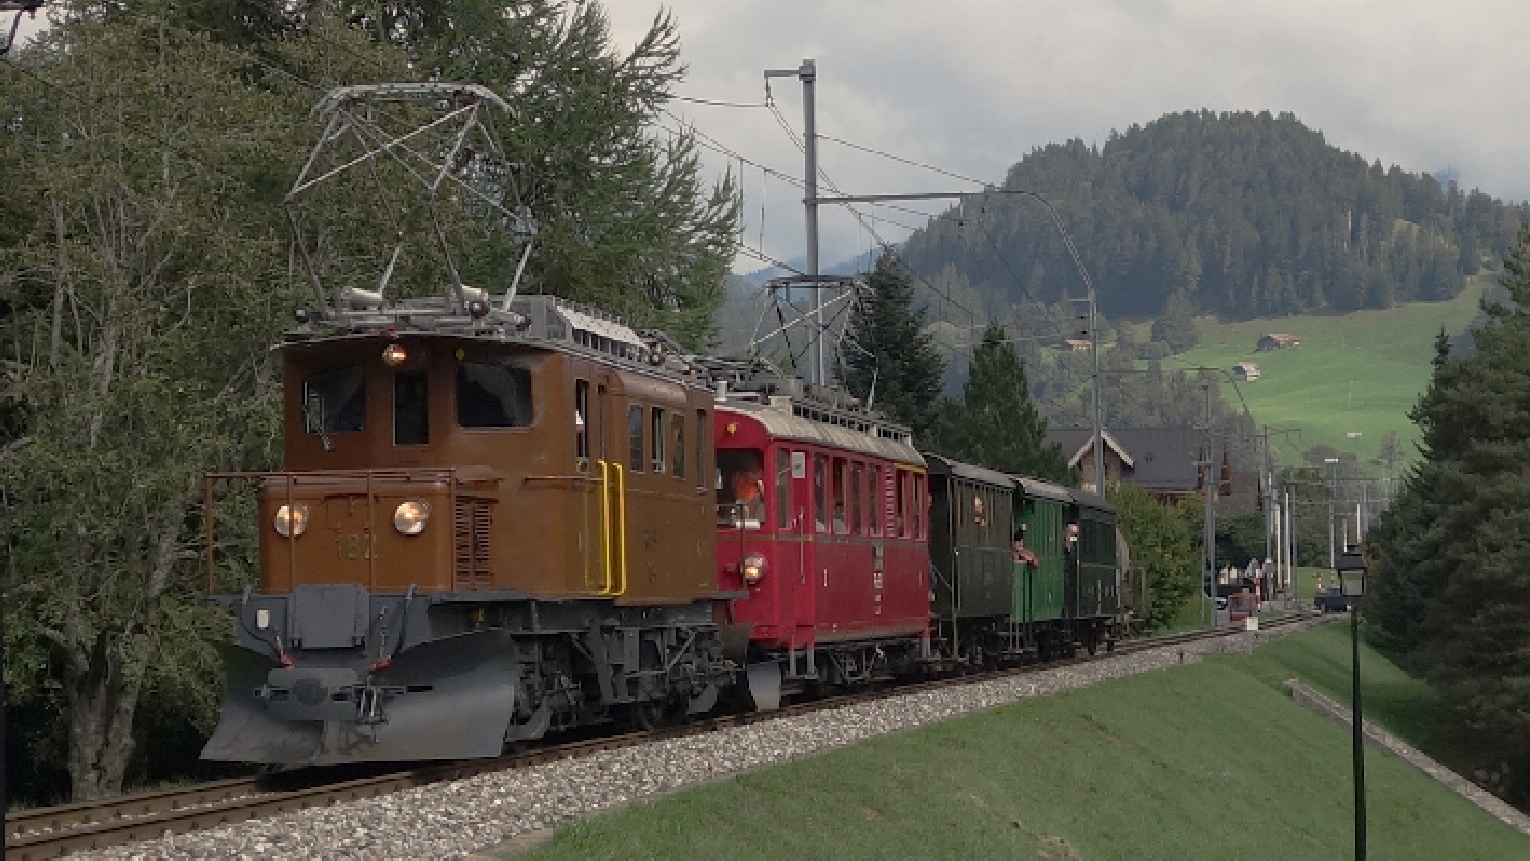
[{"x1": 705, "y1": 366, "x2": 930, "y2": 703}]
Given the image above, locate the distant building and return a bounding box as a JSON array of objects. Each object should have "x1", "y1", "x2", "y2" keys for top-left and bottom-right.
[
  {"x1": 1063, "y1": 339, "x2": 1092, "y2": 353},
  {"x1": 1257, "y1": 333, "x2": 1300, "y2": 351},
  {"x1": 1233, "y1": 362, "x2": 1260, "y2": 381},
  {"x1": 1045, "y1": 426, "x2": 1256, "y2": 509}
]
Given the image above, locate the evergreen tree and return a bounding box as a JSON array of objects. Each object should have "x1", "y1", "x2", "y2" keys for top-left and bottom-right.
[
  {"x1": 1150, "y1": 289, "x2": 1199, "y2": 353},
  {"x1": 942, "y1": 325, "x2": 1069, "y2": 481},
  {"x1": 843, "y1": 251, "x2": 944, "y2": 440},
  {"x1": 1367, "y1": 223, "x2": 1530, "y2": 800}
]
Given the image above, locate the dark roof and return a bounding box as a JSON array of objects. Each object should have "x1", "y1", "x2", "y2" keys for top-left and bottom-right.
[
  {"x1": 1044, "y1": 427, "x2": 1205, "y2": 492},
  {"x1": 923, "y1": 454, "x2": 1014, "y2": 489},
  {"x1": 1014, "y1": 476, "x2": 1072, "y2": 503}
]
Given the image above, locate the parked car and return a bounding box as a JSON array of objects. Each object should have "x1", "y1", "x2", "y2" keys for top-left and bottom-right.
[{"x1": 1314, "y1": 587, "x2": 1350, "y2": 613}]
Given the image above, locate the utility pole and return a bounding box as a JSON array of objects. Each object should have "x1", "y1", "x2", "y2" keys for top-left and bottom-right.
[
  {"x1": 1202, "y1": 381, "x2": 1217, "y2": 627},
  {"x1": 764, "y1": 60, "x2": 826, "y2": 385}
]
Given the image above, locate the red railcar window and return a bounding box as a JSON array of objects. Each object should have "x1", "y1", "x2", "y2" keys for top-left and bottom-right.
[
  {"x1": 893, "y1": 467, "x2": 905, "y2": 535},
  {"x1": 850, "y1": 462, "x2": 864, "y2": 535},
  {"x1": 871, "y1": 465, "x2": 885, "y2": 536},
  {"x1": 718, "y1": 449, "x2": 764, "y2": 528},
  {"x1": 831, "y1": 458, "x2": 849, "y2": 534},
  {"x1": 775, "y1": 449, "x2": 792, "y2": 530},
  {"x1": 814, "y1": 455, "x2": 828, "y2": 533},
  {"x1": 913, "y1": 473, "x2": 925, "y2": 539}
]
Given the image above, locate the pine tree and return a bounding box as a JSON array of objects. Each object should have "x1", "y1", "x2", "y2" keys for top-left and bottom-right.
[
  {"x1": 1367, "y1": 223, "x2": 1530, "y2": 800},
  {"x1": 944, "y1": 324, "x2": 1069, "y2": 481},
  {"x1": 843, "y1": 251, "x2": 944, "y2": 441}
]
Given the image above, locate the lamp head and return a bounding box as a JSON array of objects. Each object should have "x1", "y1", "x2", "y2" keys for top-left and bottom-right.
[{"x1": 1336, "y1": 547, "x2": 1367, "y2": 598}]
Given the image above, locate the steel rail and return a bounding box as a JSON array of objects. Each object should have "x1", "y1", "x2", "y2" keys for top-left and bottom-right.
[{"x1": 5, "y1": 613, "x2": 1311, "y2": 859}]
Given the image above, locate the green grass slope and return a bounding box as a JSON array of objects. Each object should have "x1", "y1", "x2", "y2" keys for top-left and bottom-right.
[
  {"x1": 521, "y1": 624, "x2": 1523, "y2": 860},
  {"x1": 1174, "y1": 276, "x2": 1488, "y2": 468}
]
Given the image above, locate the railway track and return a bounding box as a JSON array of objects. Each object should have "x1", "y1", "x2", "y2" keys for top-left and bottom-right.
[{"x1": 5, "y1": 613, "x2": 1311, "y2": 860}]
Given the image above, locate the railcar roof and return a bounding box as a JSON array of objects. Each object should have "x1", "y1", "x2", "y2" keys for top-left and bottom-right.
[
  {"x1": 1069, "y1": 488, "x2": 1118, "y2": 516},
  {"x1": 277, "y1": 294, "x2": 707, "y2": 389},
  {"x1": 1014, "y1": 475, "x2": 1073, "y2": 503},
  {"x1": 718, "y1": 396, "x2": 924, "y2": 466},
  {"x1": 924, "y1": 455, "x2": 1013, "y2": 488}
]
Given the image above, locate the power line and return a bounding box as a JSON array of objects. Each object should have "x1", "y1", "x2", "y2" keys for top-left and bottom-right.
[
  {"x1": 817, "y1": 133, "x2": 985, "y2": 185},
  {"x1": 672, "y1": 95, "x2": 765, "y2": 108}
]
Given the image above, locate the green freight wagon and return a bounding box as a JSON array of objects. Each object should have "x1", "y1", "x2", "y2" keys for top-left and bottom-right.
[
  {"x1": 1068, "y1": 489, "x2": 1121, "y2": 653},
  {"x1": 1013, "y1": 477, "x2": 1069, "y2": 624},
  {"x1": 927, "y1": 456, "x2": 1014, "y2": 623}
]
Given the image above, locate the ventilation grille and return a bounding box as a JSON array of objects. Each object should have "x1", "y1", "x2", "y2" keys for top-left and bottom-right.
[{"x1": 453, "y1": 498, "x2": 492, "y2": 590}]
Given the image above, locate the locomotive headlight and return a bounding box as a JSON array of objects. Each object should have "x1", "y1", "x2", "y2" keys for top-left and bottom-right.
[
  {"x1": 273, "y1": 504, "x2": 311, "y2": 538},
  {"x1": 742, "y1": 552, "x2": 767, "y2": 583},
  {"x1": 393, "y1": 500, "x2": 431, "y2": 535}
]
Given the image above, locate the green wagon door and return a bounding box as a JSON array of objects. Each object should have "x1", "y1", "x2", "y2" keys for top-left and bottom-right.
[{"x1": 1014, "y1": 484, "x2": 1067, "y2": 623}]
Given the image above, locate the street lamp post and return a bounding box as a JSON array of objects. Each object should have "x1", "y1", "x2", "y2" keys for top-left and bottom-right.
[{"x1": 1337, "y1": 547, "x2": 1368, "y2": 860}]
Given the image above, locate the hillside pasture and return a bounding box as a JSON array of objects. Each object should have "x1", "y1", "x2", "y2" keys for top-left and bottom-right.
[{"x1": 1173, "y1": 275, "x2": 1487, "y2": 467}]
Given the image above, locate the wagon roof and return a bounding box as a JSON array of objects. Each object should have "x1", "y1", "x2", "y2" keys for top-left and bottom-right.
[
  {"x1": 719, "y1": 398, "x2": 925, "y2": 466},
  {"x1": 923, "y1": 454, "x2": 1012, "y2": 488},
  {"x1": 1014, "y1": 476, "x2": 1073, "y2": 503}
]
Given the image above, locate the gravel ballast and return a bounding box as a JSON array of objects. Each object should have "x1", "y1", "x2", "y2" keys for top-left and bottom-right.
[{"x1": 79, "y1": 621, "x2": 1323, "y2": 860}]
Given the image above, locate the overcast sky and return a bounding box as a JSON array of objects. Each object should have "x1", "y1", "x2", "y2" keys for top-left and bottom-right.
[
  {"x1": 605, "y1": 1, "x2": 1530, "y2": 272},
  {"x1": 12, "y1": 2, "x2": 1527, "y2": 272}
]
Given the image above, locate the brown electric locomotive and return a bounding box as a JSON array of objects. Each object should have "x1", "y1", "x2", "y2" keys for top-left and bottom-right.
[{"x1": 202, "y1": 294, "x2": 738, "y2": 765}]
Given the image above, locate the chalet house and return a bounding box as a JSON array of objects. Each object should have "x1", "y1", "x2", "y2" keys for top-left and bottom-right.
[
  {"x1": 1233, "y1": 362, "x2": 1260, "y2": 381},
  {"x1": 1044, "y1": 426, "x2": 1252, "y2": 508},
  {"x1": 1257, "y1": 333, "x2": 1300, "y2": 351},
  {"x1": 1063, "y1": 339, "x2": 1092, "y2": 353}
]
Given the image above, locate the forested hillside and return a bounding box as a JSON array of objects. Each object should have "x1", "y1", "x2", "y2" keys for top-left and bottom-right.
[{"x1": 900, "y1": 110, "x2": 1529, "y2": 320}]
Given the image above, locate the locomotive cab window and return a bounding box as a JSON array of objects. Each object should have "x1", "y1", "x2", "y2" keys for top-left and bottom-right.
[
  {"x1": 458, "y1": 361, "x2": 532, "y2": 428},
  {"x1": 717, "y1": 449, "x2": 764, "y2": 528},
  {"x1": 574, "y1": 379, "x2": 590, "y2": 464},
  {"x1": 394, "y1": 372, "x2": 429, "y2": 445},
  {"x1": 303, "y1": 366, "x2": 366, "y2": 434}
]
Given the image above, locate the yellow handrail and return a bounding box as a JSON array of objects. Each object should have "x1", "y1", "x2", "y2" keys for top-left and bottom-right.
[
  {"x1": 613, "y1": 462, "x2": 628, "y2": 596},
  {"x1": 598, "y1": 459, "x2": 613, "y2": 595}
]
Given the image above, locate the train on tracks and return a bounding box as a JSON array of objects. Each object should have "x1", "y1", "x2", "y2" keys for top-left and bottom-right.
[{"x1": 200, "y1": 292, "x2": 1132, "y2": 766}]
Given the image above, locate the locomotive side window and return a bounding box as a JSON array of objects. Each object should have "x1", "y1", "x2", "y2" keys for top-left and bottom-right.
[
  {"x1": 303, "y1": 366, "x2": 366, "y2": 434},
  {"x1": 717, "y1": 449, "x2": 764, "y2": 528},
  {"x1": 814, "y1": 455, "x2": 828, "y2": 533},
  {"x1": 393, "y1": 372, "x2": 429, "y2": 445},
  {"x1": 627, "y1": 405, "x2": 644, "y2": 472},
  {"x1": 458, "y1": 362, "x2": 532, "y2": 428},
  {"x1": 574, "y1": 379, "x2": 589, "y2": 463},
  {"x1": 651, "y1": 408, "x2": 666, "y2": 473},
  {"x1": 775, "y1": 449, "x2": 793, "y2": 530},
  {"x1": 670, "y1": 414, "x2": 685, "y2": 479}
]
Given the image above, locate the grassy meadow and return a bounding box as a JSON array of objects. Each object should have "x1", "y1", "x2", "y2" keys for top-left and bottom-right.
[
  {"x1": 517, "y1": 622, "x2": 1522, "y2": 860},
  {"x1": 1172, "y1": 275, "x2": 1489, "y2": 469}
]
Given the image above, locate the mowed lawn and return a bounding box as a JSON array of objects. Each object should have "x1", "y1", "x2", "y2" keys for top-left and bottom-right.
[
  {"x1": 519, "y1": 622, "x2": 1524, "y2": 860},
  {"x1": 1174, "y1": 276, "x2": 1487, "y2": 468}
]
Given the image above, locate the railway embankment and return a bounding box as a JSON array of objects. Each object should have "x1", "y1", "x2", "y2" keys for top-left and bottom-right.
[
  {"x1": 516, "y1": 619, "x2": 1526, "y2": 861},
  {"x1": 49, "y1": 620, "x2": 1324, "y2": 859}
]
